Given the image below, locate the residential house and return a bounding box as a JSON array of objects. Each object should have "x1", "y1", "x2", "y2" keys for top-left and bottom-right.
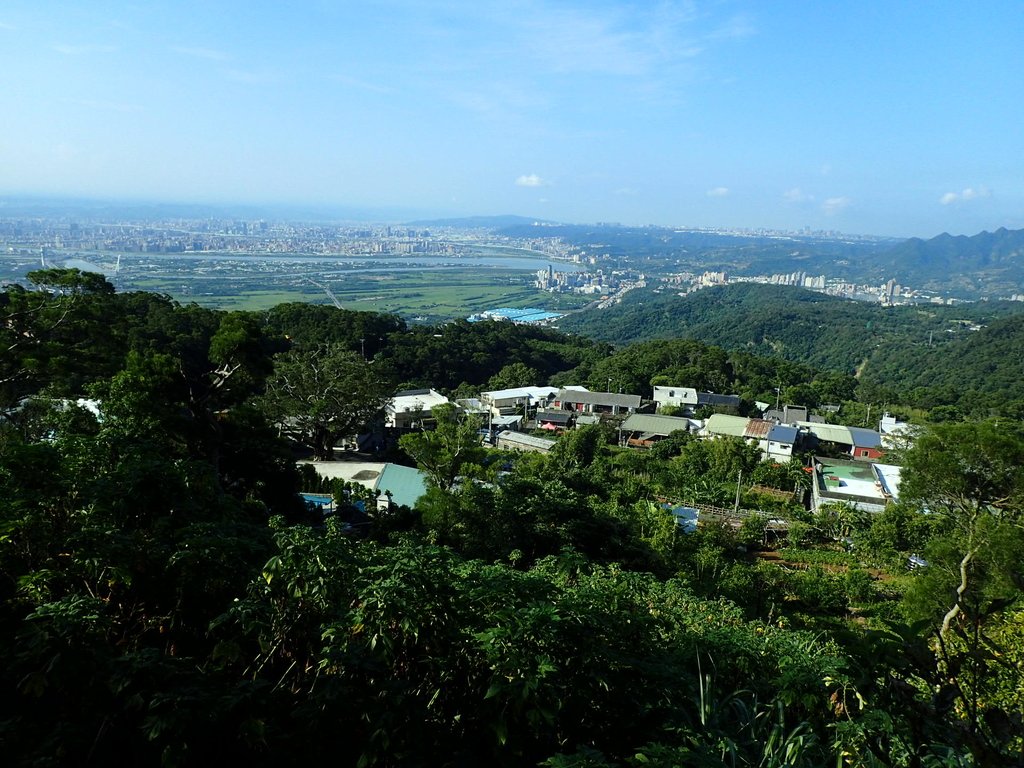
[
  {"x1": 703, "y1": 414, "x2": 803, "y2": 461},
  {"x1": 536, "y1": 409, "x2": 573, "y2": 432},
  {"x1": 554, "y1": 389, "x2": 641, "y2": 415},
  {"x1": 480, "y1": 386, "x2": 562, "y2": 418},
  {"x1": 798, "y1": 422, "x2": 885, "y2": 461},
  {"x1": 763, "y1": 404, "x2": 808, "y2": 423},
  {"x1": 653, "y1": 386, "x2": 698, "y2": 410},
  {"x1": 811, "y1": 457, "x2": 902, "y2": 513},
  {"x1": 764, "y1": 424, "x2": 800, "y2": 461},
  {"x1": 653, "y1": 386, "x2": 740, "y2": 414},
  {"x1": 879, "y1": 412, "x2": 916, "y2": 450},
  {"x1": 386, "y1": 388, "x2": 449, "y2": 429},
  {"x1": 620, "y1": 413, "x2": 698, "y2": 447},
  {"x1": 455, "y1": 397, "x2": 489, "y2": 416}
]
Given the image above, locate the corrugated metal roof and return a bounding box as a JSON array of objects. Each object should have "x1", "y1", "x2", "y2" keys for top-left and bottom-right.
[
  {"x1": 483, "y1": 386, "x2": 559, "y2": 402},
  {"x1": 496, "y1": 431, "x2": 556, "y2": 450},
  {"x1": 768, "y1": 425, "x2": 799, "y2": 444},
  {"x1": 536, "y1": 410, "x2": 571, "y2": 424},
  {"x1": 847, "y1": 427, "x2": 883, "y2": 448},
  {"x1": 697, "y1": 392, "x2": 741, "y2": 407},
  {"x1": 704, "y1": 414, "x2": 750, "y2": 438},
  {"x1": 621, "y1": 413, "x2": 692, "y2": 435},
  {"x1": 798, "y1": 422, "x2": 852, "y2": 444},
  {"x1": 557, "y1": 389, "x2": 641, "y2": 408},
  {"x1": 743, "y1": 419, "x2": 773, "y2": 439},
  {"x1": 798, "y1": 422, "x2": 882, "y2": 448},
  {"x1": 373, "y1": 463, "x2": 428, "y2": 509}
]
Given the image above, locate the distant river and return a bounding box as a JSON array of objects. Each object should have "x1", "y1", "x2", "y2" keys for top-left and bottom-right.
[
  {"x1": 70, "y1": 252, "x2": 589, "y2": 277},
  {"x1": 141, "y1": 253, "x2": 580, "y2": 269}
]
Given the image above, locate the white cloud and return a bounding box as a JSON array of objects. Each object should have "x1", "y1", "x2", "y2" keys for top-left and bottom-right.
[
  {"x1": 515, "y1": 174, "x2": 549, "y2": 187},
  {"x1": 459, "y1": 1, "x2": 750, "y2": 81},
  {"x1": 706, "y1": 186, "x2": 729, "y2": 197},
  {"x1": 940, "y1": 186, "x2": 992, "y2": 205},
  {"x1": 822, "y1": 196, "x2": 851, "y2": 215},
  {"x1": 518, "y1": 8, "x2": 651, "y2": 76},
  {"x1": 171, "y1": 46, "x2": 231, "y2": 61},
  {"x1": 614, "y1": 187, "x2": 638, "y2": 196}
]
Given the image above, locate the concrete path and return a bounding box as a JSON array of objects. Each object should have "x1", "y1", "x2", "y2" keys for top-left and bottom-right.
[{"x1": 298, "y1": 456, "x2": 388, "y2": 490}]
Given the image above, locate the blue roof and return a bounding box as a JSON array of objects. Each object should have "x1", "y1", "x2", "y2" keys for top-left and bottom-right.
[
  {"x1": 768, "y1": 425, "x2": 799, "y2": 444},
  {"x1": 847, "y1": 427, "x2": 883, "y2": 449},
  {"x1": 469, "y1": 307, "x2": 564, "y2": 324},
  {"x1": 373, "y1": 463, "x2": 428, "y2": 509}
]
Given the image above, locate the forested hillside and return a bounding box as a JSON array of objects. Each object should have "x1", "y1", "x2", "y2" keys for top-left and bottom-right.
[
  {"x1": 558, "y1": 284, "x2": 1024, "y2": 417},
  {"x1": 859, "y1": 312, "x2": 1024, "y2": 418},
  {"x1": 2, "y1": 271, "x2": 1023, "y2": 765}
]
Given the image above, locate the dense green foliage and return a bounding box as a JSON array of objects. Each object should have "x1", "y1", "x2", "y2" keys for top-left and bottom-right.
[
  {"x1": 559, "y1": 283, "x2": 1024, "y2": 417},
  {"x1": 1, "y1": 272, "x2": 1022, "y2": 765}
]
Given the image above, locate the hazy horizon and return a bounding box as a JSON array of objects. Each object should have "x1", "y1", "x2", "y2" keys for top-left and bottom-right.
[{"x1": 3, "y1": 1, "x2": 1022, "y2": 239}]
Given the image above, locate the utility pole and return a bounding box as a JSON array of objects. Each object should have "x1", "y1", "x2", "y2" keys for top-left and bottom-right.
[{"x1": 734, "y1": 470, "x2": 742, "y2": 514}]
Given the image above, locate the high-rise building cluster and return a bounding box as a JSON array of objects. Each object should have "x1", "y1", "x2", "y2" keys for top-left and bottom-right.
[
  {"x1": 766, "y1": 271, "x2": 825, "y2": 289},
  {"x1": 535, "y1": 266, "x2": 615, "y2": 295}
]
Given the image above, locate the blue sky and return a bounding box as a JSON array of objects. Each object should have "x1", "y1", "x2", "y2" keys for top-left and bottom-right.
[{"x1": 2, "y1": 1, "x2": 1021, "y2": 237}]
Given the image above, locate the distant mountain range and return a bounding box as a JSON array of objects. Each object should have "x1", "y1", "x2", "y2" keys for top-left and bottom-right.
[{"x1": 866, "y1": 227, "x2": 1024, "y2": 294}]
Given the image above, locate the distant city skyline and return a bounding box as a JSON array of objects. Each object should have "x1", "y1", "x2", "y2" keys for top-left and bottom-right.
[{"x1": 2, "y1": 1, "x2": 1022, "y2": 238}]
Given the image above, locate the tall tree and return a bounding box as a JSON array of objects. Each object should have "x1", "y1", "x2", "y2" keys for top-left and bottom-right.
[
  {"x1": 399, "y1": 403, "x2": 485, "y2": 492},
  {"x1": 901, "y1": 419, "x2": 1024, "y2": 758},
  {"x1": 902, "y1": 420, "x2": 1024, "y2": 636},
  {"x1": 260, "y1": 343, "x2": 391, "y2": 460}
]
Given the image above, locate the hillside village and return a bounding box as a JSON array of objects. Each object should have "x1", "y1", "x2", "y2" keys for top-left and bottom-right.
[{"x1": 305, "y1": 380, "x2": 915, "y2": 525}]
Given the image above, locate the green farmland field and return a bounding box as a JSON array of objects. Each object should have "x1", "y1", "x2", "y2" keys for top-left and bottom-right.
[{"x1": 134, "y1": 268, "x2": 588, "y2": 320}]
